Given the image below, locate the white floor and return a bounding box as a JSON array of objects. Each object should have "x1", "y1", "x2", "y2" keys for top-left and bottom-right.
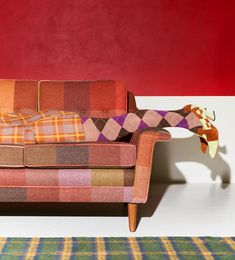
[{"x1": 0, "y1": 183, "x2": 234, "y2": 237}]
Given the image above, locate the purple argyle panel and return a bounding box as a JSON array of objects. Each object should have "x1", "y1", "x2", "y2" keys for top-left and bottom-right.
[{"x1": 81, "y1": 109, "x2": 203, "y2": 142}]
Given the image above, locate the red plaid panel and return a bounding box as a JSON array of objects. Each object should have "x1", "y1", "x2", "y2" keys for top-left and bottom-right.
[
  {"x1": 0, "y1": 80, "x2": 38, "y2": 113},
  {"x1": 38, "y1": 80, "x2": 127, "y2": 117}
]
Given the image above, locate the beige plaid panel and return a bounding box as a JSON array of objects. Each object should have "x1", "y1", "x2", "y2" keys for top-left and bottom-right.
[
  {"x1": 34, "y1": 116, "x2": 85, "y2": 143},
  {"x1": 0, "y1": 126, "x2": 24, "y2": 144},
  {"x1": 0, "y1": 111, "x2": 85, "y2": 145}
]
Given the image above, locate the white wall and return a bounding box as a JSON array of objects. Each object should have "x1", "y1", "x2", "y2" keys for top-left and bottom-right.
[{"x1": 136, "y1": 96, "x2": 235, "y2": 184}]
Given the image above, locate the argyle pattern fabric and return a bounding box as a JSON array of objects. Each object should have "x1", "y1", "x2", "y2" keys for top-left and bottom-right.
[
  {"x1": 0, "y1": 237, "x2": 234, "y2": 259},
  {"x1": 81, "y1": 109, "x2": 191, "y2": 141},
  {"x1": 81, "y1": 105, "x2": 218, "y2": 158}
]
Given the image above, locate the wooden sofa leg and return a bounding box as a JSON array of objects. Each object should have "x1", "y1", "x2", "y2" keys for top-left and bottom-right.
[{"x1": 128, "y1": 203, "x2": 138, "y2": 232}]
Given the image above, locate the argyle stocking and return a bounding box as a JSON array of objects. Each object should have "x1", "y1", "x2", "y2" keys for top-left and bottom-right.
[{"x1": 81, "y1": 105, "x2": 218, "y2": 158}]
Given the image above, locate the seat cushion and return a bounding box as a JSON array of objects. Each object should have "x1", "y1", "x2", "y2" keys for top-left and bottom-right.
[
  {"x1": 38, "y1": 80, "x2": 127, "y2": 117},
  {"x1": 0, "y1": 80, "x2": 38, "y2": 113},
  {"x1": 24, "y1": 142, "x2": 136, "y2": 168},
  {"x1": 0, "y1": 145, "x2": 24, "y2": 167}
]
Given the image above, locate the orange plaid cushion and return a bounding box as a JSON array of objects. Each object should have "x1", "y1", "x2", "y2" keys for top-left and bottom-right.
[{"x1": 0, "y1": 111, "x2": 85, "y2": 145}]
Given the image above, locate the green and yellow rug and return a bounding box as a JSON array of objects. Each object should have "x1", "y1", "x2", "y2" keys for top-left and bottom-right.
[{"x1": 0, "y1": 237, "x2": 234, "y2": 259}]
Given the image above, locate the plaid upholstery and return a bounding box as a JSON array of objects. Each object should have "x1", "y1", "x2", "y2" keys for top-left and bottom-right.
[
  {"x1": 24, "y1": 142, "x2": 136, "y2": 168},
  {"x1": 131, "y1": 129, "x2": 171, "y2": 203},
  {"x1": 0, "y1": 186, "x2": 133, "y2": 202},
  {"x1": 0, "y1": 80, "x2": 174, "y2": 207},
  {"x1": 0, "y1": 80, "x2": 37, "y2": 113},
  {"x1": 0, "y1": 145, "x2": 23, "y2": 167},
  {"x1": 0, "y1": 111, "x2": 85, "y2": 145},
  {"x1": 39, "y1": 80, "x2": 127, "y2": 117},
  {"x1": 0, "y1": 168, "x2": 134, "y2": 187},
  {"x1": 0, "y1": 237, "x2": 234, "y2": 258}
]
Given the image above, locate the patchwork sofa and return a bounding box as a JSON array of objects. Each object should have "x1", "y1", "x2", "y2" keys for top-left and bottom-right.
[{"x1": 0, "y1": 80, "x2": 171, "y2": 231}]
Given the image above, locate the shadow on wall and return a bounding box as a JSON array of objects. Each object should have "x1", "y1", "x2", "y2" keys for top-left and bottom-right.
[
  {"x1": 151, "y1": 135, "x2": 230, "y2": 186},
  {"x1": 138, "y1": 137, "x2": 230, "y2": 221}
]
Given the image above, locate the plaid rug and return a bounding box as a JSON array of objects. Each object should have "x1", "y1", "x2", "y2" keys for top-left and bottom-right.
[{"x1": 0, "y1": 237, "x2": 234, "y2": 259}]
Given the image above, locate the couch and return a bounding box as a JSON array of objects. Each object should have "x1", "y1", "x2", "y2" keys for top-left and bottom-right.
[{"x1": 0, "y1": 79, "x2": 171, "y2": 231}]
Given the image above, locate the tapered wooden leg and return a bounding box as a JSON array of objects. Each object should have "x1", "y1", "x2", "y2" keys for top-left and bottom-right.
[{"x1": 128, "y1": 203, "x2": 138, "y2": 232}]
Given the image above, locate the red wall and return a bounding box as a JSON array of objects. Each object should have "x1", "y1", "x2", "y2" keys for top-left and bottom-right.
[{"x1": 0, "y1": 0, "x2": 234, "y2": 95}]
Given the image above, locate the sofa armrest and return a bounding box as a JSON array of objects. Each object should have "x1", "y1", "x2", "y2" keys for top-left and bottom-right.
[{"x1": 130, "y1": 128, "x2": 171, "y2": 203}]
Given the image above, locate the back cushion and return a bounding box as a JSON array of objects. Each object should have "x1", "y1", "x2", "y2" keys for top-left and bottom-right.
[
  {"x1": 39, "y1": 80, "x2": 127, "y2": 117},
  {"x1": 0, "y1": 80, "x2": 38, "y2": 113}
]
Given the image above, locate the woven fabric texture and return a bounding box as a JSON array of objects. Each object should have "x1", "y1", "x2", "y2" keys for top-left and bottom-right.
[
  {"x1": 0, "y1": 111, "x2": 85, "y2": 145},
  {"x1": 0, "y1": 145, "x2": 23, "y2": 167},
  {"x1": 0, "y1": 79, "x2": 173, "y2": 205},
  {"x1": 24, "y1": 142, "x2": 136, "y2": 168},
  {"x1": 0, "y1": 80, "x2": 38, "y2": 113},
  {"x1": 0, "y1": 186, "x2": 133, "y2": 202},
  {"x1": 0, "y1": 237, "x2": 234, "y2": 259},
  {"x1": 0, "y1": 168, "x2": 134, "y2": 187},
  {"x1": 131, "y1": 129, "x2": 171, "y2": 203},
  {"x1": 39, "y1": 80, "x2": 127, "y2": 117}
]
